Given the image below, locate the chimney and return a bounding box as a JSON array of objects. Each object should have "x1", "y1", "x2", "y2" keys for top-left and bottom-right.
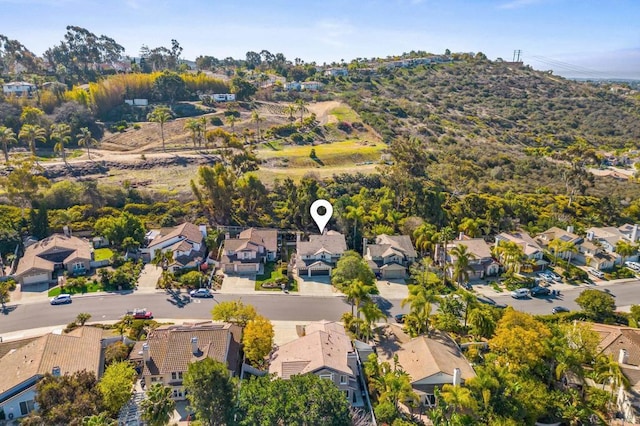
[
  {"x1": 362, "y1": 238, "x2": 368, "y2": 257},
  {"x1": 142, "y1": 343, "x2": 150, "y2": 363},
  {"x1": 587, "y1": 231, "x2": 594, "y2": 241},
  {"x1": 225, "y1": 232, "x2": 230, "y2": 240},
  {"x1": 296, "y1": 232, "x2": 301, "y2": 244},
  {"x1": 458, "y1": 232, "x2": 464, "y2": 241},
  {"x1": 199, "y1": 224, "x2": 207, "y2": 238},
  {"x1": 632, "y1": 224, "x2": 639, "y2": 243},
  {"x1": 191, "y1": 336, "x2": 199, "y2": 355},
  {"x1": 619, "y1": 349, "x2": 628, "y2": 365},
  {"x1": 566, "y1": 225, "x2": 574, "y2": 234},
  {"x1": 63, "y1": 225, "x2": 71, "y2": 237},
  {"x1": 452, "y1": 368, "x2": 461, "y2": 386}
]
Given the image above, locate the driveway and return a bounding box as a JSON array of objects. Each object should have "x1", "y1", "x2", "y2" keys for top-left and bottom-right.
[
  {"x1": 296, "y1": 275, "x2": 343, "y2": 297},
  {"x1": 219, "y1": 275, "x2": 256, "y2": 294},
  {"x1": 376, "y1": 279, "x2": 408, "y2": 300},
  {"x1": 136, "y1": 264, "x2": 162, "y2": 293}
]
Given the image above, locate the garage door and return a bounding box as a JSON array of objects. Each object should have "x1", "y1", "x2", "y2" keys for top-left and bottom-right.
[
  {"x1": 22, "y1": 272, "x2": 50, "y2": 286},
  {"x1": 310, "y1": 268, "x2": 330, "y2": 276},
  {"x1": 236, "y1": 264, "x2": 257, "y2": 274},
  {"x1": 383, "y1": 269, "x2": 406, "y2": 279}
]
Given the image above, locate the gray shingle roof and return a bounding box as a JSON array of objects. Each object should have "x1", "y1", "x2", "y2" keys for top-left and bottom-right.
[{"x1": 296, "y1": 231, "x2": 347, "y2": 257}]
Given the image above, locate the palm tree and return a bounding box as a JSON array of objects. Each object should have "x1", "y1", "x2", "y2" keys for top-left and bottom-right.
[
  {"x1": 345, "y1": 205, "x2": 366, "y2": 247},
  {"x1": 19, "y1": 123, "x2": 47, "y2": 157},
  {"x1": 467, "y1": 306, "x2": 497, "y2": 339},
  {"x1": 76, "y1": 127, "x2": 97, "y2": 160},
  {"x1": 50, "y1": 123, "x2": 71, "y2": 165},
  {"x1": 76, "y1": 312, "x2": 92, "y2": 326},
  {"x1": 413, "y1": 223, "x2": 437, "y2": 257},
  {"x1": 140, "y1": 383, "x2": 175, "y2": 426},
  {"x1": 82, "y1": 413, "x2": 117, "y2": 426},
  {"x1": 147, "y1": 106, "x2": 172, "y2": 152},
  {"x1": 250, "y1": 110, "x2": 264, "y2": 142},
  {"x1": 284, "y1": 103, "x2": 297, "y2": 121},
  {"x1": 226, "y1": 115, "x2": 237, "y2": 134},
  {"x1": 295, "y1": 98, "x2": 307, "y2": 124},
  {"x1": 494, "y1": 240, "x2": 524, "y2": 274},
  {"x1": 359, "y1": 300, "x2": 386, "y2": 341},
  {"x1": 441, "y1": 383, "x2": 478, "y2": 414},
  {"x1": 616, "y1": 240, "x2": 638, "y2": 266},
  {"x1": 199, "y1": 116, "x2": 207, "y2": 147},
  {"x1": 401, "y1": 284, "x2": 438, "y2": 336},
  {"x1": 449, "y1": 244, "x2": 476, "y2": 288},
  {"x1": 438, "y1": 226, "x2": 455, "y2": 285},
  {"x1": 183, "y1": 118, "x2": 202, "y2": 148},
  {"x1": 0, "y1": 126, "x2": 17, "y2": 164},
  {"x1": 343, "y1": 279, "x2": 376, "y2": 317}
]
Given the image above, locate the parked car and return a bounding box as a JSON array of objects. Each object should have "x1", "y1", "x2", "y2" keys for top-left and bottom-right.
[
  {"x1": 50, "y1": 294, "x2": 72, "y2": 305},
  {"x1": 552, "y1": 306, "x2": 570, "y2": 314},
  {"x1": 190, "y1": 288, "x2": 213, "y2": 298},
  {"x1": 588, "y1": 268, "x2": 605, "y2": 279},
  {"x1": 511, "y1": 288, "x2": 530, "y2": 299},
  {"x1": 548, "y1": 271, "x2": 562, "y2": 282},
  {"x1": 625, "y1": 261, "x2": 640, "y2": 272},
  {"x1": 128, "y1": 309, "x2": 153, "y2": 319},
  {"x1": 394, "y1": 314, "x2": 406, "y2": 323},
  {"x1": 530, "y1": 286, "x2": 551, "y2": 297}
]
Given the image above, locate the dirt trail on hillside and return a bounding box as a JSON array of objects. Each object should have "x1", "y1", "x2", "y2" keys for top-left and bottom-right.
[{"x1": 306, "y1": 101, "x2": 343, "y2": 125}]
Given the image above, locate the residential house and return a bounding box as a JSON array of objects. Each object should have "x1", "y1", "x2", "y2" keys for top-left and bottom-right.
[
  {"x1": 364, "y1": 234, "x2": 417, "y2": 279},
  {"x1": 535, "y1": 226, "x2": 584, "y2": 262},
  {"x1": 2, "y1": 82, "x2": 36, "y2": 97},
  {"x1": 376, "y1": 324, "x2": 476, "y2": 407},
  {"x1": 585, "y1": 224, "x2": 640, "y2": 265},
  {"x1": 219, "y1": 228, "x2": 278, "y2": 275},
  {"x1": 131, "y1": 322, "x2": 242, "y2": 400},
  {"x1": 269, "y1": 320, "x2": 363, "y2": 407},
  {"x1": 447, "y1": 236, "x2": 499, "y2": 280},
  {"x1": 284, "y1": 81, "x2": 302, "y2": 91},
  {"x1": 324, "y1": 68, "x2": 348, "y2": 77},
  {"x1": 300, "y1": 81, "x2": 323, "y2": 91},
  {"x1": 0, "y1": 327, "x2": 104, "y2": 421},
  {"x1": 14, "y1": 234, "x2": 93, "y2": 287},
  {"x1": 579, "y1": 240, "x2": 616, "y2": 271},
  {"x1": 292, "y1": 231, "x2": 347, "y2": 277},
  {"x1": 495, "y1": 230, "x2": 547, "y2": 271},
  {"x1": 143, "y1": 222, "x2": 207, "y2": 271},
  {"x1": 588, "y1": 323, "x2": 640, "y2": 423}
]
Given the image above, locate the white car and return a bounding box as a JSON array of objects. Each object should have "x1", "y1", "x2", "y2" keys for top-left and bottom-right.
[
  {"x1": 588, "y1": 268, "x2": 605, "y2": 279},
  {"x1": 625, "y1": 261, "x2": 640, "y2": 272},
  {"x1": 50, "y1": 294, "x2": 72, "y2": 305},
  {"x1": 511, "y1": 288, "x2": 530, "y2": 299}
]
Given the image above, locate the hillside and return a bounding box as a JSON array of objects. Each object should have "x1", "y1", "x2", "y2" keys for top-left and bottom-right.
[{"x1": 334, "y1": 60, "x2": 640, "y2": 198}]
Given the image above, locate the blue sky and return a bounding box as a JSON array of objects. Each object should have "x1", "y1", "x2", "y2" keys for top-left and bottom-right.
[{"x1": 1, "y1": 0, "x2": 638, "y2": 79}]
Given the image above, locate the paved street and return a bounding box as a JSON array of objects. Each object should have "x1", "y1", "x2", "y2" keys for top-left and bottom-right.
[{"x1": 1, "y1": 279, "x2": 639, "y2": 337}]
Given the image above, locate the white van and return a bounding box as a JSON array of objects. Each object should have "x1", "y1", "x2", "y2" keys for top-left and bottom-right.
[
  {"x1": 510, "y1": 288, "x2": 530, "y2": 299},
  {"x1": 588, "y1": 268, "x2": 605, "y2": 279}
]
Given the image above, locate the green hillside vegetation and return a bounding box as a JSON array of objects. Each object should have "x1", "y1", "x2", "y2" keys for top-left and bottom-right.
[{"x1": 334, "y1": 59, "x2": 640, "y2": 199}]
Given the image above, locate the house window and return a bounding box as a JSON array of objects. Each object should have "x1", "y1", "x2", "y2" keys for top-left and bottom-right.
[
  {"x1": 178, "y1": 372, "x2": 183, "y2": 379},
  {"x1": 425, "y1": 394, "x2": 437, "y2": 406},
  {"x1": 171, "y1": 372, "x2": 183, "y2": 380},
  {"x1": 20, "y1": 400, "x2": 35, "y2": 415},
  {"x1": 73, "y1": 262, "x2": 85, "y2": 271},
  {"x1": 340, "y1": 375, "x2": 348, "y2": 384},
  {"x1": 319, "y1": 374, "x2": 333, "y2": 381}
]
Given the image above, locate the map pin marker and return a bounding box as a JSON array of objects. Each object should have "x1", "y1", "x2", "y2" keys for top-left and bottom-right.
[{"x1": 310, "y1": 199, "x2": 333, "y2": 234}]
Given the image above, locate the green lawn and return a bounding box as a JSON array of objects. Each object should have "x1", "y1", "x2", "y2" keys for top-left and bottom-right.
[
  {"x1": 48, "y1": 280, "x2": 103, "y2": 296},
  {"x1": 329, "y1": 105, "x2": 360, "y2": 122},
  {"x1": 256, "y1": 139, "x2": 386, "y2": 168},
  {"x1": 94, "y1": 248, "x2": 114, "y2": 262},
  {"x1": 255, "y1": 262, "x2": 297, "y2": 292}
]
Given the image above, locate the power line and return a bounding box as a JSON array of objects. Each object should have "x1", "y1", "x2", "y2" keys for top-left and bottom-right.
[{"x1": 528, "y1": 54, "x2": 612, "y2": 79}]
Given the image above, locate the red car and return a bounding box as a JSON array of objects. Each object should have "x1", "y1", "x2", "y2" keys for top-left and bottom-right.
[{"x1": 128, "y1": 309, "x2": 153, "y2": 319}]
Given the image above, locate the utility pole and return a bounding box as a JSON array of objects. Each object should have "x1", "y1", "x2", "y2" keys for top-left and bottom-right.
[{"x1": 513, "y1": 49, "x2": 522, "y2": 62}]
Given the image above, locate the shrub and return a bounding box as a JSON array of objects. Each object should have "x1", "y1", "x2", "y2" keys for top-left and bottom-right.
[
  {"x1": 179, "y1": 271, "x2": 204, "y2": 288},
  {"x1": 105, "y1": 341, "x2": 132, "y2": 366},
  {"x1": 337, "y1": 121, "x2": 353, "y2": 133},
  {"x1": 210, "y1": 116, "x2": 223, "y2": 126}
]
